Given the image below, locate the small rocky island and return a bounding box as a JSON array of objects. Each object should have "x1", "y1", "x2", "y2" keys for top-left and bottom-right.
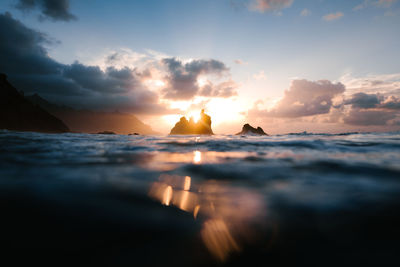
[
  {"x1": 170, "y1": 109, "x2": 214, "y2": 135},
  {"x1": 236, "y1": 123, "x2": 268, "y2": 135}
]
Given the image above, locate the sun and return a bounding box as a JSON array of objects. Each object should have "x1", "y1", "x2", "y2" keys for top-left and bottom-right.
[{"x1": 188, "y1": 111, "x2": 201, "y2": 123}]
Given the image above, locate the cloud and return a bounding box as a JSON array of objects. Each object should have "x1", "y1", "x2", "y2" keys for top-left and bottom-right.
[
  {"x1": 354, "y1": 0, "x2": 397, "y2": 10},
  {"x1": 103, "y1": 49, "x2": 150, "y2": 68},
  {"x1": 246, "y1": 77, "x2": 400, "y2": 129},
  {"x1": 63, "y1": 63, "x2": 139, "y2": 94},
  {"x1": 253, "y1": 70, "x2": 266, "y2": 80},
  {"x1": 340, "y1": 72, "x2": 400, "y2": 96},
  {"x1": 323, "y1": 12, "x2": 344, "y2": 21},
  {"x1": 0, "y1": 12, "x2": 167, "y2": 114},
  {"x1": 161, "y1": 57, "x2": 235, "y2": 100},
  {"x1": 343, "y1": 109, "x2": 396, "y2": 125},
  {"x1": 0, "y1": 12, "x2": 238, "y2": 114},
  {"x1": 380, "y1": 96, "x2": 400, "y2": 109},
  {"x1": 300, "y1": 8, "x2": 311, "y2": 17},
  {"x1": 377, "y1": 0, "x2": 398, "y2": 7},
  {"x1": 199, "y1": 80, "x2": 238, "y2": 98},
  {"x1": 16, "y1": 0, "x2": 76, "y2": 21},
  {"x1": 342, "y1": 92, "x2": 400, "y2": 110},
  {"x1": 0, "y1": 12, "x2": 62, "y2": 75},
  {"x1": 267, "y1": 79, "x2": 345, "y2": 118},
  {"x1": 234, "y1": 59, "x2": 247, "y2": 65},
  {"x1": 340, "y1": 92, "x2": 400, "y2": 125},
  {"x1": 343, "y1": 92, "x2": 383, "y2": 109},
  {"x1": 248, "y1": 0, "x2": 293, "y2": 13}
]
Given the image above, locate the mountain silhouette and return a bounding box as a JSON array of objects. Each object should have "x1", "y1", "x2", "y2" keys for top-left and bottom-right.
[
  {"x1": 170, "y1": 109, "x2": 214, "y2": 135},
  {"x1": 236, "y1": 124, "x2": 268, "y2": 135},
  {"x1": 0, "y1": 74, "x2": 69, "y2": 133},
  {"x1": 25, "y1": 94, "x2": 157, "y2": 135}
]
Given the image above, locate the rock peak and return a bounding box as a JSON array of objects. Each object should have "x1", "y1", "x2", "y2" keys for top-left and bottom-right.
[
  {"x1": 170, "y1": 109, "x2": 214, "y2": 135},
  {"x1": 236, "y1": 124, "x2": 268, "y2": 135}
]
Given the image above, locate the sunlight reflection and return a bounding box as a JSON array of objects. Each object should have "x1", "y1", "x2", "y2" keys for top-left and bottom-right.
[
  {"x1": 193, "y1": 151, "x2": 201, "y2": 164},
  {"x1": 148, "y1": 174, "x2": 266, "y2": 262},
  {"x1": 194, "y1": 205, "x2": 201, "y2": 219},
  {"x1": 163, "y1": 185, "x2": 173, "y2": 206},
  {"x1": 184, "y1": 176, "x2": 191, "y2": 191},
  {"x1": 201, "y1": 219, "x2": 240, "y2": 262}
]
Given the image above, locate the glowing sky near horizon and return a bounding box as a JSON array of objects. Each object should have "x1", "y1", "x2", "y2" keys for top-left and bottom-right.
[{"x1": 1, "y1": 0, "x2": 400, "y2": 134}]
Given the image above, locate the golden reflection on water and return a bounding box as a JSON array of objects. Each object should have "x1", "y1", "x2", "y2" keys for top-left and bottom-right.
[
  {"x1": 184, "y1": 176, "x2": 191, "y2": 191},
  {"x1": 193, "y1": 150, "x2": 201, "y2": 164},
  {"x1": 163, "y1": 185, "x2": 173, "y2": 206},
  {"x1": 201, "y1": 219, "x2": 240, "y2": 262},
  {"x1": 146, "y1": 151, "x2": 256, "y2": 171},
  {"x1": 148, "y1": 173, "x2": 265, "y2": 262}
]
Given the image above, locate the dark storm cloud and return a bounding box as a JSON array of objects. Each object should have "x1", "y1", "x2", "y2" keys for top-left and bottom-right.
[
  {"x1": 63, "y1": 63, "x2": 138, "y2": 93},
  {"x1": 343, "y1": 92, "x2": 383, "y2": 109},
  {"x1": 331, "y1": 92, "x2": 400, "y2": 126},
  {"x1": 199, "y1": 80, "x2": 238, "y2": 98},
  {"x1": 342, "y1": 92, "x2": 400, "y2": 110},
  {"x1": 162, "y1": 57, "x2": 231, "y2": 100},
  {"x1": 0, "y1": 12, "x2": 62, "y2": 75},
  {"x1": 343, "y1": 109, "x2": 397, "y2": 126},
  {"x1": 16, "y1": 0, "x2": 76, "y2": 21},
  {"x1": 0, "y1": 12, "x2": 166, "y2": 114},
  {"x1": 380, "y1": 96, "x2": 400, "y2": 109},
  {"x1": 268, "y1": 79, "x2": 345, "y2": 118},
  {"x1": 340, "y1": 92, "x2": 400, "y2": 125}
]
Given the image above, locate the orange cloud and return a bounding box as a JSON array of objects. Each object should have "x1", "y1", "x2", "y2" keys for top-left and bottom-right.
[
  {"x1": 323, "y1": 12, "x2": 344, "y2": 21},
  {"x1": 249, "y1": 0, "x2": 293, "y2": 13}
]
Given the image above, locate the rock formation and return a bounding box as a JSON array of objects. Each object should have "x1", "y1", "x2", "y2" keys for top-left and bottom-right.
[
  {"x1": 236, "y1": 124, "x2": 268, "y2": 135},
  {"x1": 96, "y1": 131, "x2": 116, "y2": 135},
  {"x1": 0, "y1": 73, "x2": 69, "y2": 133},
  {"x1": 170, "y1": 109, "x2": 214, "y2": 135}
]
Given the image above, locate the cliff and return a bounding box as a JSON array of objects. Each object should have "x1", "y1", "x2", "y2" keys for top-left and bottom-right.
[
  {"x1": 25, "y1": 94, "x2": 157, "y2": 135},
  {"x1": 0, "y1": 74, "x2": 69, "y2": 133}
]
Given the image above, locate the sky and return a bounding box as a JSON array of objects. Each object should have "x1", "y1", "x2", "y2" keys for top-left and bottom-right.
[{"x1": 0, "y1": 0, "x2": 400, "y2": 134}]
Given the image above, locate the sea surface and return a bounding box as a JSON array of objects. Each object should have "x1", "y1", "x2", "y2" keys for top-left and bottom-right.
[{"x1": 1, "y1": 130, "x2": 400, "y2": 266}]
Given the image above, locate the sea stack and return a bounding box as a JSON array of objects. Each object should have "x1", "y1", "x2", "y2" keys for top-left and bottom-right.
[
  {"x1": 236, "y1": 124, "x2": 268, "y2": 135},
  {"x1": 170, "y1": 109, "x2": 214, "y2": 135}
]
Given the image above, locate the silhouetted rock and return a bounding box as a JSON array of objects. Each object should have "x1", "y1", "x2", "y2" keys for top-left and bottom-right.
[
  {"x1": 96, "y1": 131, "x2": 116, "y2": 135},
  {"x1": 128, "y1": 133, "x2": 140, "y2": 136},
  {"x1": 0, "y1": 73, "x2": 69, "y2": 133},
  {"x1": 170, "y1": 109, "x2": 214, "y2": 135},
  {"x1": 25, "y1": 93, "x2": 158, "y2": 135},
  {"x1": 236, "y1": 124, "x2": 268, "y2": 135}
]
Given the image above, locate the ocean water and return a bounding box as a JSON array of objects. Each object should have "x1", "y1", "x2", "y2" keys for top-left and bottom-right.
[{"x1": 1, "y1": 130, "x2": 400, "y2": 266}]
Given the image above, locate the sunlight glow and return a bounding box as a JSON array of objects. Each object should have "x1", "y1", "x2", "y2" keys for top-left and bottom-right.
[
  {"x1": 194, "y1": 205, "x2": 201, "y2": 219},
  {"x1": 148, "y1": 174, "x2": 266, "y2": 262},
  {"x1": 162, "y1": 114, "x2": 181, "y2": 126},
  {"x1": 206, "y1": 98, "x2": 246, "y2": 126},
  {"x1": 184, "y1": 176, "x2": 191, "y2": 191},
  {"x1": 154, "y1": 80, "x2": 165, "y2": 87},
  {"x1": 201, "y1": 219, "x2": 240, "y2": 262},
  {"x1": 159, "y1": 96, "x2": 249, "y2": 134},
  {"x1": 197, "y1": 76, "x2": 207, "y2": 87},
  {"x1": 188, "y1": 111, "x2": 201, "y2": 123},
  {"x1": 163, "y1": 185, "x2": 173, "y2": 206},
  {"x1": 169, "y1": 100, "x2": 192, "y2": 110},
  {"x1": 193, "y1": 150, "x2": 201, "y2": 164}
]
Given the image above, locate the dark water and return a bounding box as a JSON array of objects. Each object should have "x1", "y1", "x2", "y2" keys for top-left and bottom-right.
[{"x1": 1, "y1": 130, "x2": 400, "y2": 266}]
